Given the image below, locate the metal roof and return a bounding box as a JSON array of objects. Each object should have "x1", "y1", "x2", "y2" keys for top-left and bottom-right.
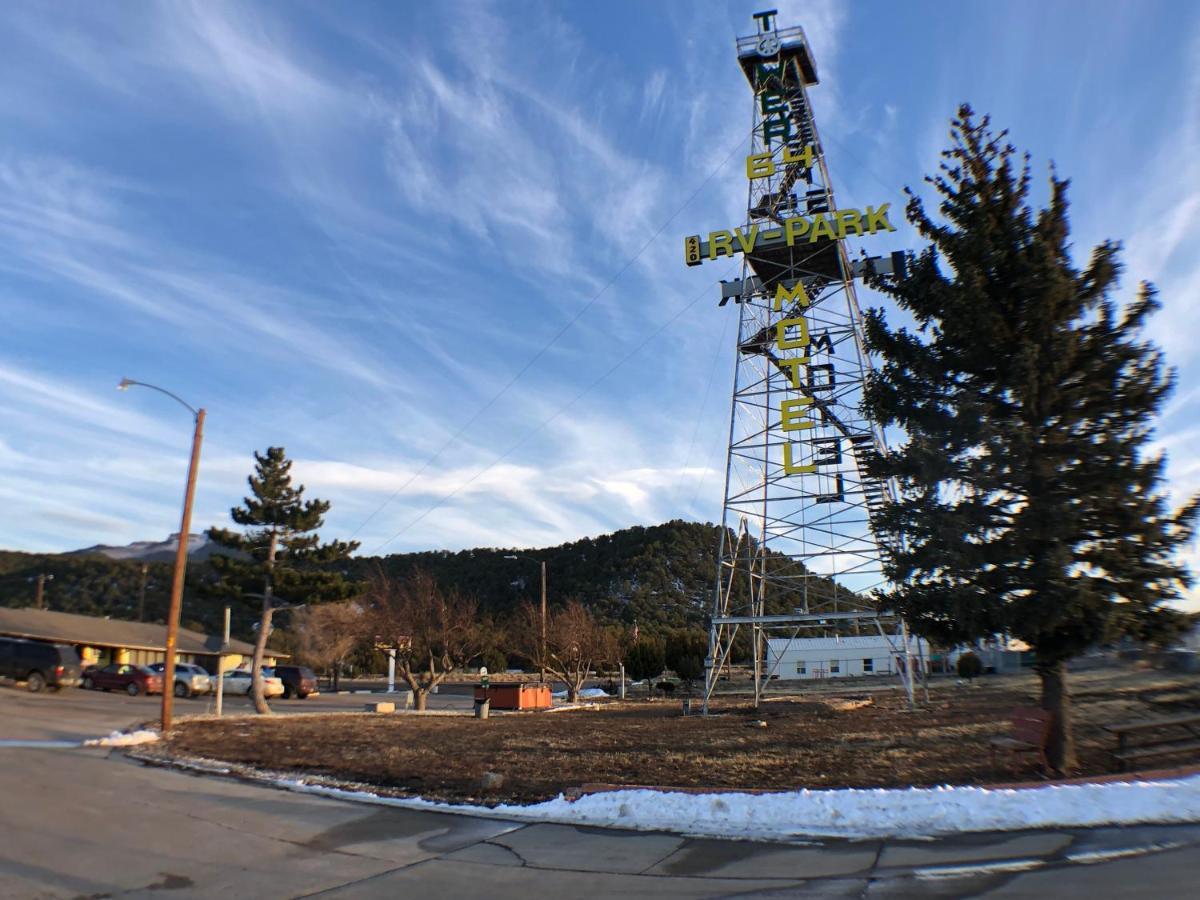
[
  {"x1": 0, "y1": 606, "x2": 283, "y2": 657},
  {"x1": 766, "y1": 635, "x2": 927, "y2": 651}
]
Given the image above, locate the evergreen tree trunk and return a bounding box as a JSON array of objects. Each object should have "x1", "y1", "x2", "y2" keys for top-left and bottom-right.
[
  {"x1": 1039, "y1": 660, "x2": 1076, "y2": 775},
  {"x1": 251, "y1": 599, "x2": 273, "y2": 715},
  {"x1": 251, "y1": 530, "x2": 278, "y2": 716}
]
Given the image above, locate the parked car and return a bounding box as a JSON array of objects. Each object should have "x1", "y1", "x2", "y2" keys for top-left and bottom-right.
[
  {"x1": 219, "y1": 669, "x2": 285, "y2": 698},
  {"x1": 271, "y1": 665, "x2": 319, "y2": 699},
  {"x1": 0, "y1": 638, "x2": 82, "y2": 692},
  {"x1": 81, "y1": 663, "x2": 163, "y2": 696},
  {"x1": 147, "y1": 662, "x2": 213, "y2": 698}
]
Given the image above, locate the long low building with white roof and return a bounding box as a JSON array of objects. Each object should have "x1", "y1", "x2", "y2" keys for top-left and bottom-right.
[{"x1": 765, "y1": 634, "x2": 939, "y2": 680}]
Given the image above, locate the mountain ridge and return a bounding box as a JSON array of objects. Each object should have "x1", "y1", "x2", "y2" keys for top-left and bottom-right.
[{"x1": 2, "y1": 519, "x2": 838, "y2": 641}]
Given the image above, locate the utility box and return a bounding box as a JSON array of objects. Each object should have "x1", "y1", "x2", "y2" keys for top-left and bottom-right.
[{"x1": 473, "y1": 682, "x2": 552, "y2": 710}]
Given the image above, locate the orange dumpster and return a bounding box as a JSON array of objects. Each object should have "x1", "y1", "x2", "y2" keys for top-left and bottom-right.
[{"x1": 473, "y1": 682, "x2": 552, "y2": 710}]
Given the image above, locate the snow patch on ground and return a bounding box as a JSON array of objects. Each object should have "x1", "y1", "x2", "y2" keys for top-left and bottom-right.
[
  {"x1": 273, "y1": 773, "x2": 1200, "y2": 840},
  {"x1": 83, "y1": 729, "x2": 161, "y2": 748}
]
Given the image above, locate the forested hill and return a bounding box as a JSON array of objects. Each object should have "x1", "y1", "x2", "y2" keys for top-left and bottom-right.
[
  {"x1": 361, "y1": 519, "x2": 724, "y2": 630},
  {"x1": 0, "y1": 520, "x2": 836, "y2": 640}
]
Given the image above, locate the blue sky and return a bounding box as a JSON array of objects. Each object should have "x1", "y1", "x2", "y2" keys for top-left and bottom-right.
[{"x1": 2, "y1": 1, "x2": 1198, "y2": 603}]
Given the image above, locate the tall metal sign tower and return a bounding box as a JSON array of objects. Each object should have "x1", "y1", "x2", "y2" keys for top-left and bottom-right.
[{"x1": 684, "y1": 11, "x2": 907, "y2": 709}]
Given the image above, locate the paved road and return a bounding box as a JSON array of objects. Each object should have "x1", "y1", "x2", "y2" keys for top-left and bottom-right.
[
  {"x1": 0, "y1": 681, "x2": 472, "y2": 741},
  {"x1": 2, "y1": 688, "x2": 1199, "y2": 898}
]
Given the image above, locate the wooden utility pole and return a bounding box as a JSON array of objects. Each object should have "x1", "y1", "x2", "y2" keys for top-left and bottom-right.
[
  {"x1": 540, "y1": 560, "x2": 548, "y2": 684},
  {"x1": 161, "y1": 408, "x2": 205, "y2": 733},
  {"x1": 137, "y1": 564, "x2": 149, "y2": 621},
  {"x1": 33, "y1": 573, "x2": 52, "y2": 610}
]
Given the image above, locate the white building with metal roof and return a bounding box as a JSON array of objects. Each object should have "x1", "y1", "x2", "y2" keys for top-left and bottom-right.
[{"x1": 766, "y1": 634, "x2": 934, "y2": 680}]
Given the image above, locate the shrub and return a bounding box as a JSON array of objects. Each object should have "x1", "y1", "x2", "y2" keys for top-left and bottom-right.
[
  {"x1": 480, "y1": 648, "x2": 508, "y2": 674},
  {"x1": 957, "y1": 651, "x2": 983, "y2": 681},
  {"x1": 624, "y1": 638, "x2": 666, "y2": 687},
  {"x1": 665, "y1": 629, "x2": 707, "y2": 685}
]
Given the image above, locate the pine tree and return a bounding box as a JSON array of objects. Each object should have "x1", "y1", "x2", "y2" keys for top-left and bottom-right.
[
  {"x1": 864, "y1": 106, "x2": 1198, "y2": 773},
  {"x1": 624, "y1": 638, "x2": 665, "y2": 696},
  {"x1": 207, "y1": 447, "x2": 360, "y2": 714},
  {"x1": 665, "y1": 629, "x2": 708, "y2": 686}
]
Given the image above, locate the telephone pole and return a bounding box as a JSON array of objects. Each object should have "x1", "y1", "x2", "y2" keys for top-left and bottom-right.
[
  {"x1": 137, "y1": 564, "x2": 149, "y2": 622},
  {"x1": 505, "y1": 554, "x2": 549, "y2": 682},
  {"x1": 31, "y1": 573, "x2": 53, "y2": 610}
]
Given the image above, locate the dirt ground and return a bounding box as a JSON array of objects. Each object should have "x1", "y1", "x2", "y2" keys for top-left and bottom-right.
[{"x1": 163, "y1": 666, "x2": 1200, "y2": 805}]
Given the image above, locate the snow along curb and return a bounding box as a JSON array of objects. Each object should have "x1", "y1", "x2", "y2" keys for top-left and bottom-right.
[
  {"x1": 128, "y1": 750, "x2": 1200, "y2": 841},
  {"x1": 83, "y1": 729, "x2": 161, "y2": 748}
]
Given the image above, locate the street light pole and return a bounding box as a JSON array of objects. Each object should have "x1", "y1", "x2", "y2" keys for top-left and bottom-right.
[{"x1": 118, "y1": 378, "x2": 205, "y2": 734}]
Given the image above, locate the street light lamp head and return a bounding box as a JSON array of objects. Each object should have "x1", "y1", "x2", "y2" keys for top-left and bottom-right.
[{"x1": 114, "y1": 377, "x2": 199, "y2": 417}]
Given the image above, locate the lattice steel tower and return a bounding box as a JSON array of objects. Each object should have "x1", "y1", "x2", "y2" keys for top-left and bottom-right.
[{"x1": 686, "y1": 13, "x2": 906, "y2": 709}]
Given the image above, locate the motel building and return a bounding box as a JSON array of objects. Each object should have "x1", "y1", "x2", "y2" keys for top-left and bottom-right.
[
  {"x1": 0, "y1": 606, "x2": 284, "y2": 673},
  {"x1": 765, "y1": 634, "x2": 939, "y2": 681}
]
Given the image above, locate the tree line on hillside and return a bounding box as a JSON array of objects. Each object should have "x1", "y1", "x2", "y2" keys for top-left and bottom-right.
[
  {"x1": 0, "y1": 551, "x2": 240, "y2": 636},
  {"x1": 1, "y1": 518, "x2": 835, "y2": 650}
]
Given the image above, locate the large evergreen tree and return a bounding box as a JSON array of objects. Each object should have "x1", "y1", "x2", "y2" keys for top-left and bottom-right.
[
  {"x1": 208, "y1": 447, "x2": 359, "y2": 713},
  {"x1": 864, "y1": 106, "x2": 1198, "y2": 772}
]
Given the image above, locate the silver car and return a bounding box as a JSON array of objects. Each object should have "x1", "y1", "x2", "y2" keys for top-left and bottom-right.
[
  {"x1": 219, "y1": 669, "x2": 285, "y2": 698},
  {"x1": 148, "y1": 662, "x2": 213, "y2": 698}
]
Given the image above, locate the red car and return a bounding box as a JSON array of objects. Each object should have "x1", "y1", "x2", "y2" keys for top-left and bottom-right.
[{"x1": 82, "y1": 663, "x2": 163, "y2": 696}]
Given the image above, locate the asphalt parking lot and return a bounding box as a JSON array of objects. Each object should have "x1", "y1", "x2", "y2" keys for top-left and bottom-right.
[{"x1": 0, "y1": 680, "x2": 473, "y2": 742}]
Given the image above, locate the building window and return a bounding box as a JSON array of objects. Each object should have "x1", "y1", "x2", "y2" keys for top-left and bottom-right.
[
  {"x1": 795, "y1": 661, "x2": 806, "y2": 675},
  {"x1": 830, "y1": 660, "x2": 840, "y2": 674},
  {"x1": 863, "y1": 658, "x2": 874, "y2": 673}
]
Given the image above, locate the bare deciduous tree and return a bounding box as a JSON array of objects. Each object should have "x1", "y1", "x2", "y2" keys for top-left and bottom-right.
[
  {"x1": 368, "y1": 569, "x2": 487, "y2": 711},
  {"x1": 287, "y1": 601, "x2": 364, "y2": 690},
  {"x1": 514, "y1": 600, "x2": 617, "y2": 701}
]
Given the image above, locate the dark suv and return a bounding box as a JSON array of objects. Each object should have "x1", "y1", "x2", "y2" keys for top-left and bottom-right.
[
  {"x1": 272, "y1": 665, "x2": 319, "y2": 699},
  {"x1": 0, "y1": 638, "x2": 83, "y2": 692}
]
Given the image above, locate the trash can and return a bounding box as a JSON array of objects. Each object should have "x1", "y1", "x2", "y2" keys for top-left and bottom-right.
[{"x1": 474, "y1": 698, "x2": 490, "y2": 719}]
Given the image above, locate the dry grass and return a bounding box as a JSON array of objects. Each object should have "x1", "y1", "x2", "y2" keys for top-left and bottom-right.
[{"x1": 163, "y1": 666, "x2": 1200, "y2": 805}]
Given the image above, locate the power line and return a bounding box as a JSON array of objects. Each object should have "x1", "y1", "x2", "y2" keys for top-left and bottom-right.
[
  {"x1": 347, "y1": 131, "x2": 753, "y2": 540},
  {"x1": 370, "y1": 264, "x2": 740, "y2": 554}
]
